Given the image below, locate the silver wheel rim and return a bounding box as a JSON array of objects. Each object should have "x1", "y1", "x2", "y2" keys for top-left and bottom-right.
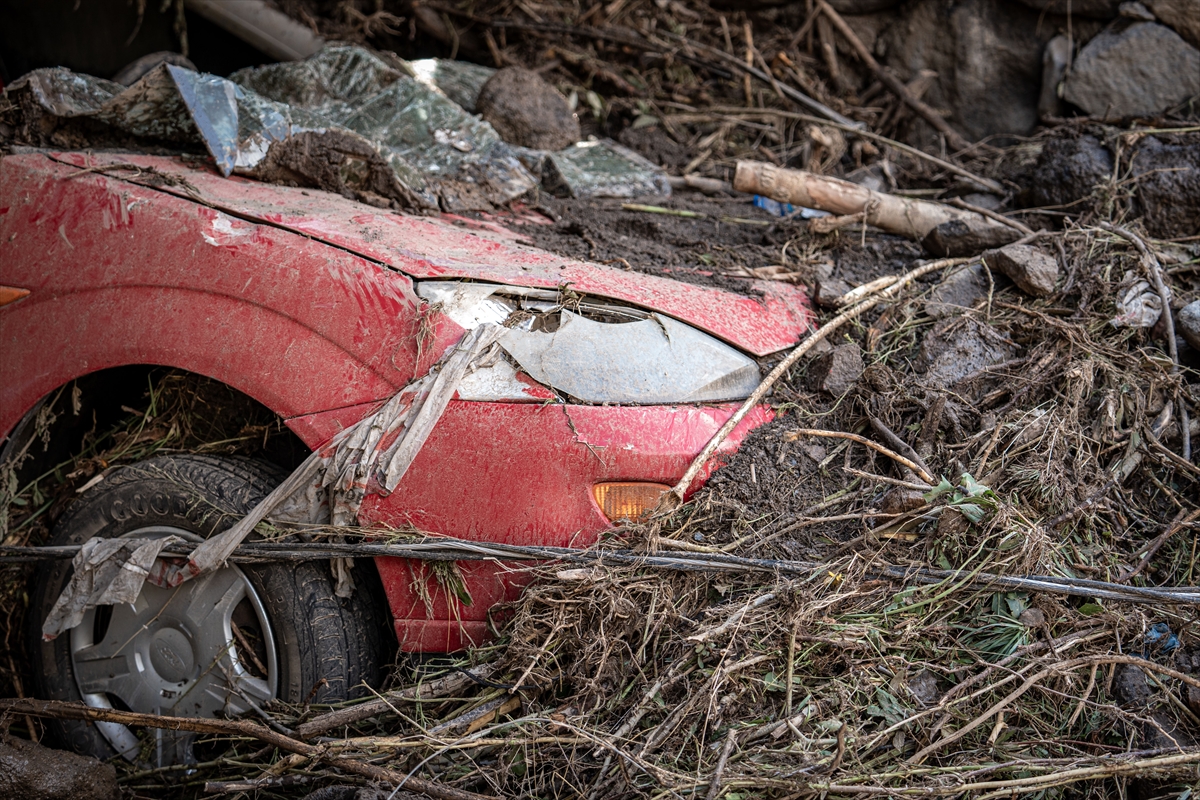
[{"x1": 68, "y1": 526, "x2": 278, "y2": 764}]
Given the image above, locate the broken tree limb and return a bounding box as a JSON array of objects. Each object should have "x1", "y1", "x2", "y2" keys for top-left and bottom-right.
[
  {"x1": 0, "y1": 698, "x2": 496, "y2": 800},
  {"x1": 661, "y1": 256, "x2": 970, "y2": 508},
  {"x1": 814, "y1": 0, "x2": 971, "y2": 152},
  {"x1": 733, "y1": 161, "x2": 1012, "y2": 241}
]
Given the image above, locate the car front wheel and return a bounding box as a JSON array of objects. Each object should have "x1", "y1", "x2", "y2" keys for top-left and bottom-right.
[{"x1": 30, "y1": 454, "x2": 391, "y2": 765}]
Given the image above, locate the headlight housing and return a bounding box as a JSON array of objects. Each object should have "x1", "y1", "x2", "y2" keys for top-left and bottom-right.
[{"x1": 417, "y1": 281, "x2": 761, "y2": 404}]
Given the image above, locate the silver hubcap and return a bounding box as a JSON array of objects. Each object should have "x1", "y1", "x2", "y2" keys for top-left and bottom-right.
[{"x1": 69, "y1": 526, "x2": 278, "y2": 764}]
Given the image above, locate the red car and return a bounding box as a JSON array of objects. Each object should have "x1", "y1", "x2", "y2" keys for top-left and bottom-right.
[{"x1": 0, "y1": 149, "x2": 810, "y2": 761}]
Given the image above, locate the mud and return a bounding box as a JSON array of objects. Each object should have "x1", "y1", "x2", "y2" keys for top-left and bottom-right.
[
  {"x1": 476, "y1": 67, "x2": 580, "y2": 151},
  {"x1": 0, "y1": 738, "x2": 119, "y2": 800},
  {"x1": 1020, "y1": 130, "x2": 1114, "y2": 210},
  {"x1": 513, "y1": 193, "x2": 802, "y2": 292},
  {"x1": 248, "y1": 130, "x2": 426, "y2": 211}
]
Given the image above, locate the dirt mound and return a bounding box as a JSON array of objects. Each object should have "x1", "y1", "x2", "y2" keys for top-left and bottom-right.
[{"x1": 476, "y1": 66, "x2": 580, "y2": 150}]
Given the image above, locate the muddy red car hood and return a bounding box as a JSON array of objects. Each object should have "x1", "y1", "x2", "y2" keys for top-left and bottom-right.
[{"x1": 52, "y1": 152, "x2": 813, "y2": 356}]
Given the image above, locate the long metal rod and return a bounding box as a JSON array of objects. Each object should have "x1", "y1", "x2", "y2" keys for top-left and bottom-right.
[{"x1": 5, "y1": 539, "x2": 1198, "y2": 606}]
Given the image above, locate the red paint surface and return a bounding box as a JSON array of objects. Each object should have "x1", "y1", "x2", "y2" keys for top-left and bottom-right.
[
  {"x1": 290, "y1": 402, "x2": 773, "y2": 650},
  {"x1": 1, "y1": 152, "x2": 805, "y2": 652},
  {"x1": 47, "y1": 152, "x2": 814, "y2": 357}
]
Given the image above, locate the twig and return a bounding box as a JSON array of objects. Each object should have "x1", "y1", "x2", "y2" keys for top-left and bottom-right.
[
  {"x1": 949, "y1": 197, "x2": 1034, "y2": 234},
  {"x1": 706, "y1": 729, "x2": 739, "y2": 800},
  {"x1": 0, "y1": 699, "x2": 494, "y2": 800},
  {"x1": 789, "y1": 428, "x2": 933, "y2": 484},
  {"x1": 204, "y1": 775, "x2": 316, "y2": 794},
  {"x1": 662, "y1": 257, "x2": 969, "y2": 506},
  {"x1": 620, "y1": 203, "x2": 704, "y2": 217},
  {"x1": 814, "y1": 0, "x2": 970, "y2": 152},
  {"x1": 867, "y1": 415, "x2": 935, "y2": 482}
]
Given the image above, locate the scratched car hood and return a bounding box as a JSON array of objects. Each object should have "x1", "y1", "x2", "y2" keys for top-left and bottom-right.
[{"x1": 53, "y1": 152, "x2": 814, "y2": 356}]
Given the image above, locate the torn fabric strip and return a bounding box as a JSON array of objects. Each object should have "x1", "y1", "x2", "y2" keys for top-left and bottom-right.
[{"x1": 42, "y1": 323, "x2": 505, "y2": 639}]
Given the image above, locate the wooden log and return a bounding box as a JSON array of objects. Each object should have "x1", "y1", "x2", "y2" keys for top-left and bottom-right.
[{"x1": 732, "y1": 160, "x2": 1012, "y2": 242}]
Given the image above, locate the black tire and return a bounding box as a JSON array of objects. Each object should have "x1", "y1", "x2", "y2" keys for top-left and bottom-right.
[{"x1": 30, "y1": 454, "x2": 393, "y2": 761}]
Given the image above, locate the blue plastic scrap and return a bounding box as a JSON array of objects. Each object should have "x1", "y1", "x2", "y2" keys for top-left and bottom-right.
[
  {"x1": 1144, "y1": 622, "x2": 1180, "y2": 656},
  {"x1": 752, "y1": 195, "x2": 830, "y2": 220}
]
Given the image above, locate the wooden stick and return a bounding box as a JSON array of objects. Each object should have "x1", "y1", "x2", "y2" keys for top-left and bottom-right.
[
  {"x1": 786, "y1": 429, "x2": 935, "y2": 484},
  {"x1": 705, "y1": 729, "x2": 740, "y2": 800},
  {"x1": 949, "y1": 197, "x2": 1034, "y2": 235},
  {"x1": 662, "y1": 257, "x2": 968, "y2": 507},
  {"x1": 734, "y1": 161, "x2": 1008, "y2": 241},
  {"x1": 0, "y1": 698, "x2": 495, "y2": 800},
  {"x1": 815, "y1": 0, "x2": 970, "y2": 152}
]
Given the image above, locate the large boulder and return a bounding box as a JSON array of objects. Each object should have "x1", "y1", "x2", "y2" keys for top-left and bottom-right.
[
  {"x1": 1063, "y1": 22, "x2": 1200, "y2": 118},
  {"x1": 877, "y1": 0, "x2": 1087, "y2": 140}
]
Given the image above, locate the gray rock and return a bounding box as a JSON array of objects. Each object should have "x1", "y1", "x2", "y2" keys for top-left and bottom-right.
[
  {"x1": 907, "y1": 669, "x2": 943, "y2": 707},
  {"x1": 984, "y1": 244, "x2": 1059, "y2": 297},
  {"x1": 877, "y1": 0, "x2": 1102, "y2": 140},
  {"x1": 922, "y1": 217, "x2": 1021, "y2": 257},
  {"x1": 476, "y1": 67, "x2": 580, "y2": 151},
  {"x1": 814, "y1": 278, "x2": 852, "y2": 308},
  {"x1": 810, "y1": 343, "x2": 864, "y2": 396},
  {"x1": 1177, "y1": 300, "x2": 1200, "y2": 350},
  {"x1": 1143, "y1": 0, "x2": 1200, "y2": 48},
  {"x1": 1113, "y1": 664, "x2": 1153, "y2": 706},
  {"x1": 926, "y1": 262, "x2": 988, "y2": 318},
  {"x1": 920, "y1": 317, "x2": 1017, "y2": 388},
  {"x1": 1063, "y1": 22, "x2": 1200, "y2": 118},
  {"x1": 1118, "y1": 0, "x2": 1157, "y2": 18},
  {"x1": 1017, "y1": 607, "x2": 1046, "y2": 627},
  {"x1": 1038, "y1": 35, "x2": 1073, "y2": 118},
  {"x1": 0, "y1": 738, "x2": 119, "y2": 800}
]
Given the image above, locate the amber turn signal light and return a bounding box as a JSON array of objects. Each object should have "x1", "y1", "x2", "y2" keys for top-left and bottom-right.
[
  {"x1": 592, "y1": 482, "x2": 670, "y2": 522},
  {"x1": 0, "y1": 286, "x2": 30, "y2": 308}
]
